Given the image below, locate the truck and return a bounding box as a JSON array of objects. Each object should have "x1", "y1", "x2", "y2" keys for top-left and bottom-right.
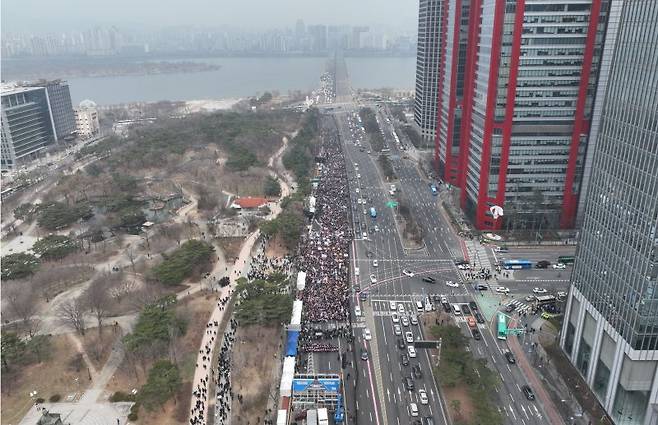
[
  {"x1": 370, "y1": 207, "x2": 377, "y2": 218},
  {"x1": 318, "y1": 408, "x2": 329, "y2": 425}
]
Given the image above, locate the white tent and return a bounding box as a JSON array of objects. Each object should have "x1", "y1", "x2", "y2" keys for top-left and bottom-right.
[{"x1": 296, "y1": 271, "x2": 307, "y2": 291}]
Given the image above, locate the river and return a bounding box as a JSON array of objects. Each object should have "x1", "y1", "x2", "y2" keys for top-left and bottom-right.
[{"x1": 2, "y1": 56, "x2": 416, "y2": 105}]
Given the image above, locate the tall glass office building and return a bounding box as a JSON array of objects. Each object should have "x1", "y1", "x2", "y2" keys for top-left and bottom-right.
[{"x1": 560, "y1": 1, "x2": 658, "y2": 424}]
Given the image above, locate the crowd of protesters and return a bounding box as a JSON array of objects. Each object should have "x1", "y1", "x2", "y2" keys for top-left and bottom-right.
[{"x1": 297, "y1": 135, "x2": 351, "y2": 323}]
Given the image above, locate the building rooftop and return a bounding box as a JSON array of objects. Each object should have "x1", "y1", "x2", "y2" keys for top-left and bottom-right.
[{"x1": 233, "y1": 197, "x2": 269, "y2": 209}]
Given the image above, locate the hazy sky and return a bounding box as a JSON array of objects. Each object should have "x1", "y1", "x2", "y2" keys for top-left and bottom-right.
[{"x1": 2, "y1": 0, "x2": 420, "y2": 33}]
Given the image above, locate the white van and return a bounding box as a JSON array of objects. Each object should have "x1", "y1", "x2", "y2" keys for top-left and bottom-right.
[
  {"x1": 416, "y1": 301, "x2": 424, "y2": 312},
  {"x1": 355, "y1": 267, "x2": 360, "y2": 277},
  {"x1": 355, "y1": 306, "x2": 362, "y2": 317},
  {"x1": 452, "y1": 304, "x2": 462, "y2": 315}
]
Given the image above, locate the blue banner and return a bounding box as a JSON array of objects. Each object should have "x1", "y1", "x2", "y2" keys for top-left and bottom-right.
[{"x1": 292, "y1": 378, "x2": 340, "y2": 394}]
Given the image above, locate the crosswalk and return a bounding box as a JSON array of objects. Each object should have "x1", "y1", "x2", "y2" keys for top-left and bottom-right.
[
  {"x1": 464, "y1": 240, "x2": 493, "y2": 270},
  {"x1": 507, "y1": 299, "x2": 532, "y2": 315}
]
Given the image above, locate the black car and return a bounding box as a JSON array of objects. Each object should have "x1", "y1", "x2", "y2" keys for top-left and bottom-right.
[
  {"x1": 504, "y1": 351, "x2": 516, "y2": 364},
  {"x1": 423, "y1": 417, "x2": 435, "y2": 425},
  {"x1": 432, "y1": 294, "x2": 441, "y2": 302},
  {"x1": 442, "y1": 302, "x2": 451, "y2": 313},
  {"x1": 522, "y1": 385, "x2": 535, "y2": 400},
  {"x1": 404, "y1": 376, "x2": 415, "y2": 391},
  {"x1": 505, "y1": 304, "x2": 517, "y2": 313},
  {"x1": 462, "y1": 304, "x2": 471, "y2": 315},
  {"x1": 401, "y1": 353, "x2": 410, "y2": 366},
  {"x1": 469, "y1": 301, "x2": 478, "y2": 311},
  {"x1": 397, "y1": 338, "x2": 406, "y2": 350},
  {"x1": 422, "y1": 276, "x2": 437, "y2": 284},
  {"x1": 474, "y1": 311, "x2": 485, "y2": 324},
  {"x1": 412, "y1": 365, "x2": 423, "y2": 379},
  {"x1": 454, "y1": 259, "x2": 469, "y2": 266},
  {"x1": 475, "y1": 283, "x2": 488, "y2": 290},
  {"x1": 471, "y1": 329, "x2": 481, "y2": 340},
  {"x1": 535, "y1": 260, "x2": 551, "y2": 269}
]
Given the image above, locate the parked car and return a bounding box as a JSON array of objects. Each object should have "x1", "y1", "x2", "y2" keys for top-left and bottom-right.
[{"x1": 474, "y1": 312, "x2": 485, "y2": 324}]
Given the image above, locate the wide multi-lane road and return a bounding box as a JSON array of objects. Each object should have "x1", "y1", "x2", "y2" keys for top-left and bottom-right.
[{"x1": 329, "y1": 102, "x2": 558, "y2": 425}]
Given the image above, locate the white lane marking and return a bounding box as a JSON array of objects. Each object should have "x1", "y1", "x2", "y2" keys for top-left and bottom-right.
[{"x1": 509, "y1": 404, "x2": 517, "y2": 420}]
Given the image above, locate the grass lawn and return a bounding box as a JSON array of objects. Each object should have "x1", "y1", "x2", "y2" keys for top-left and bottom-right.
[{"x1": 1, "y1": 334, "x2": 91, "y2": 425}]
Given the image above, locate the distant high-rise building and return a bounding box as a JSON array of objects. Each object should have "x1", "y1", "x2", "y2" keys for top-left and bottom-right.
[
  {"x1": 295, "y1": 19, "x2": 306, "y2": 38},
  {"x1": 351, "y1": 26, "x2": 369, "y2": 50},
  {"x1": 560, "y1": 2, "x2": 658, "y2": 424},
  {"x1": 413, "y1": 0, "x2": 443, "y2": 144},
  {"x1": 308, "y1": 25, "x2": 327, "y2": 51},
  {"x1": 435, "y1": 0, "x2": 610, "y2": 231},
  {"x1": 1, "y1": 80, "x2": 75, "y2": 170}
]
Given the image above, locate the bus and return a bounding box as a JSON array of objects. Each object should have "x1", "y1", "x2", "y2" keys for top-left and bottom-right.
[
  {"x1": 535, "y1": 295, "x2": 557, "y2": 306},
  {"x1": 558, "y1": 255, "x2": 575, "y2": 265},
  {"x1": 497, "y1": 313, "x2": 507, "y2": 340},
  {"x1": 502, "y1": 259, "x2": 533, "y2": 270},
  {"x1": 370, "y1": 207, "x2": 377, "y2": 218}
]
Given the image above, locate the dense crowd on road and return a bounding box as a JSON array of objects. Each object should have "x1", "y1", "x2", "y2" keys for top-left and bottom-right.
[
  {"x1": 297, "y1": 134, "x2": 351, "y2": 323},
  {"x1": 213, "y1": 317, "x2": 237, "y2": 425}
]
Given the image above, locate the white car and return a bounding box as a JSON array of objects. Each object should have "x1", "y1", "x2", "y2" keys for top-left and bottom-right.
[
  {"x1": 553, "y1": 263, "x2": 567, "y2": 269},
  {"x1": 533, "y1": 287, "x2": 547, "y2": 294},
  {"x1": 419, "y1": 389, "x2": 429, "y2": 405},
  {"x1": 407, "y1": 345, "x2": 417, "y2": 358},
  {"x1": 363, "y1": 328, "x2": 372, "y2": 340},
  {"x1": 440, "y1": 295, "x2": 448, "y2": 304},
  {"x1": 390, "y1": 301, "x2": 397, "y2": 311},
  {"x1": 355, "y1": 188, "x2": 360, "y2": 194},
  {"x1": 394, "y1": 324, "x2": 402, "y2": 335},
  {"x1": 525, "y1": 295, "x2": 536, "y2": 302},
  {"x1": 370, "y1": 274, "x2": 377, "y2": 284},
  {"x1": 496, "y1": 286, "x2": 510, "y2": 294},
  {"x1": 410, "y1": 315, "x2": 419, "y2": 326},
  {"x1": 402, "y1": 269, "x2": 415, "y2": 277},
  {"x1": 445, "y1": 280, "x2": 459, "y2": 288},
  {"x1": 372, "y1": 260, "x2": 379, "y2": 267},
  {"x1": 374, "y1": 225, "x2": 379, "y2": 232},
  {"x1": 405, "y1": 331, "x2": 414, "y2": 343},
  {"x1": 357, "y1": 174, "x2": 361, "y2": 179},
  {"x1": 457, "y1": 264, "x2": 472, "y2": 270},
  {"x1": 409, "y1": 403, "x2": 419, "y2": 417},
  {"x1": 401, "y1": 315, "x2": 410, "y2": 327},
  {"x1": 392, "y1": 313, "x2": 400, "y2": 323},
  {"x1": 398, "y1": 303, "x2": 405, "y2": 313}
]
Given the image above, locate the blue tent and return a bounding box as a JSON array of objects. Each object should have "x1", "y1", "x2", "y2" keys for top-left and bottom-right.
[{"x1": 286, "y1": 330, "x2": 300, "y2": 357}]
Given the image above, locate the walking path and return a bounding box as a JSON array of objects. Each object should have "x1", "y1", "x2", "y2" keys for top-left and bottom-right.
[{"x1": 188, "y1": 135, "x2": 293, "y2": 425}]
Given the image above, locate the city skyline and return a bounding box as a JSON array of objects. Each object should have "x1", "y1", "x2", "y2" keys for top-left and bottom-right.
[{"x1": 1, "y1": 0, "x2": 419, "y2": 34}]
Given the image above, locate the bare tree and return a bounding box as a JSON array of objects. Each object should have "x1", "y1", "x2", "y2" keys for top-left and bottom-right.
[
  {"x1": 126, "y1": 246, "x2": 137, "y2": 273},
  {"x1": 85, "y1": 276, "x2": 110, "y2": 339},
  {"x1": 56, "y1": 297, "x2": 86, "y2": 335},
  {"x1": 4, "y1": 283, "x2": 39, "y2": 337}
]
